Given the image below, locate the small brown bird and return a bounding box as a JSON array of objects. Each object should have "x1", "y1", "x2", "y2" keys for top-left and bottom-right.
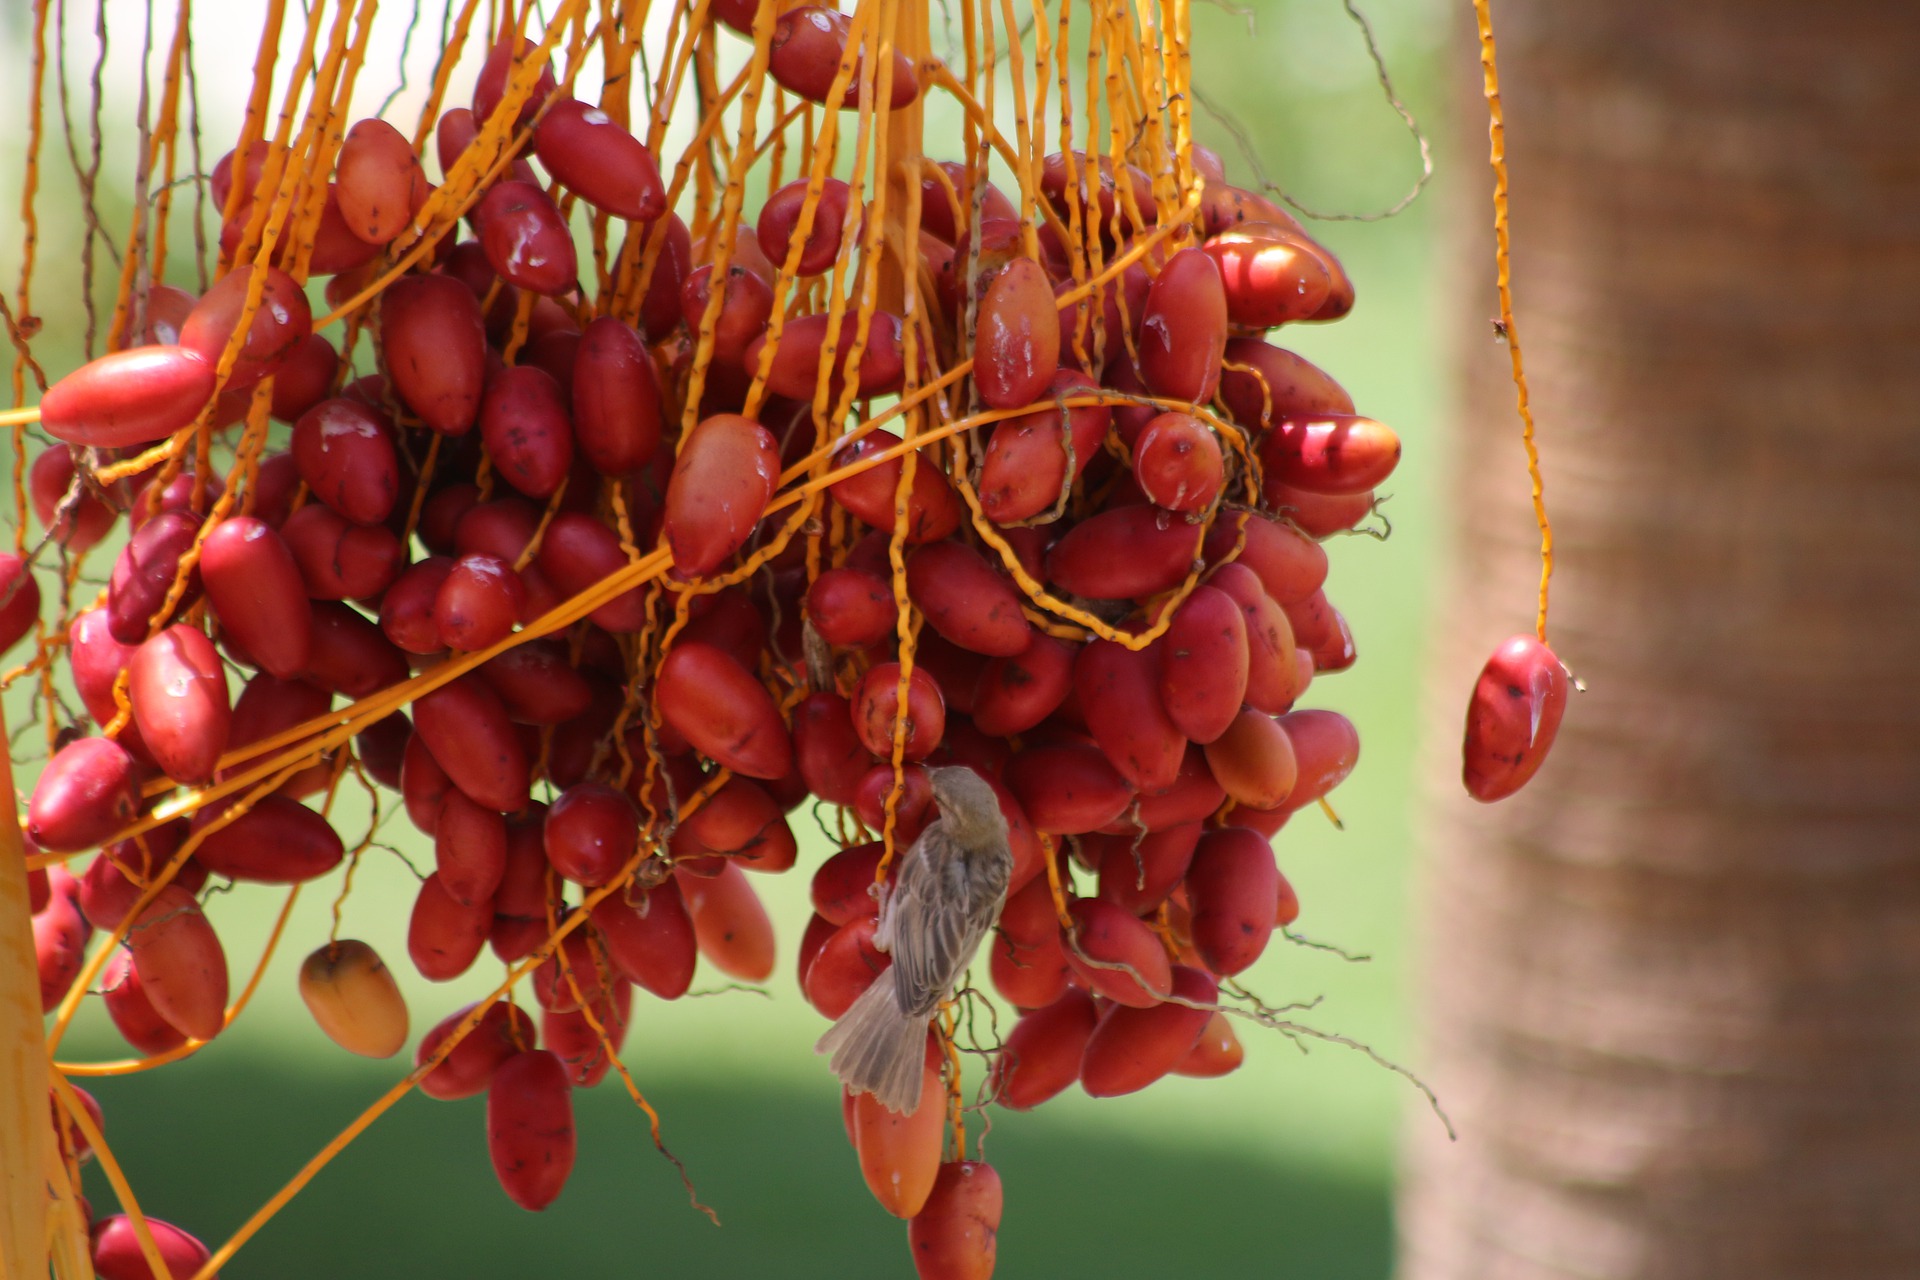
[{"x1": 816, "y1": 765, "x2": 1014, "y2": 1113}]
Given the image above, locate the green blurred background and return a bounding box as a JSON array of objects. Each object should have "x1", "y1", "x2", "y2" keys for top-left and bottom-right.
[{"x1": 4, "y1": 0, "x2": 1456, "y2": 1273}]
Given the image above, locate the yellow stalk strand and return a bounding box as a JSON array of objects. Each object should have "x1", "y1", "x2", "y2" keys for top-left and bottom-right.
[
  {"x1": 49, "y1": 1072, "x2": 172, "y2": 1280},
  {"x1": 2, "y1": 697, "x2": 60, "y2": 1279},
  {"x1": 1473, "y1": 0, "x2": 1554, "y2": 642}
]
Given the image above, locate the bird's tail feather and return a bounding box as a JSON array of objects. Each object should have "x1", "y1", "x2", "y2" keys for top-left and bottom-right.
[{"x1": 815, "y1": 977, "x2": 928, "y2": 1114}]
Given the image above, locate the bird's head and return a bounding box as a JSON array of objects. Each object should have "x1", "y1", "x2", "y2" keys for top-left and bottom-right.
[{"x1": 927, "y1": 766, "x2": 1010, "y2": 848}]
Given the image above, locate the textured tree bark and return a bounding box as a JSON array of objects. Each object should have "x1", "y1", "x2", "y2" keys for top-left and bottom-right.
[{"x1": 1398, "y1": 4, "x2": 1920, "y2": 1279}]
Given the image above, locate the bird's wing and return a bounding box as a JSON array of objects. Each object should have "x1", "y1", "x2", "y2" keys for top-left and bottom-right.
[{"x1": 888, "y1": 821, "x2": 983, "y2": 1018}]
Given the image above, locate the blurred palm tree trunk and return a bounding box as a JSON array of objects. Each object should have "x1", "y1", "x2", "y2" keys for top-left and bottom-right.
[{"x1": 1398, "y1": 3, "x2": 1920, "y2": 1278}]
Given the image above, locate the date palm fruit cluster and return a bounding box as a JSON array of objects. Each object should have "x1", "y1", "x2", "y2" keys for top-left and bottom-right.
[{"x1": 6, "y1": 1, "x2": 1560, "y2": 1277}]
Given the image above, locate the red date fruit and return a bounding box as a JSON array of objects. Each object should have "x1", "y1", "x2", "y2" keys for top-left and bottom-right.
[
  {"x1": 1204, "y1": 509, "x2": 1328, "y2": 605},
  {"x1": 1006, "y1": 742, "x2": 1133, "y2": 835},
  {"x1": 829, "y1": 428, "x2": 965, "y2": 544},
  {"x1": 1268, "y1": 482, "x2": 1375, "y2": 538},
  {"x1": 221, "y1": 672, "x2": 333, "y2": 799},
  {"x1": 1080, "y1": 964, "x2": 1217, "y2": 1096},
  {"x1": 303, "y1": 602, "x2": 410, "y2": 698},
  {"x1": 434, "y1": 554, "x2": 525, "y2": 651},
  {"x1": 34, "y1": 884, "x2": 89, "y2": 1013},
  {"x1": 851, "y1": 1047, "x2": 943, "y2": 1217},
  {"x1": 1175, "y1": 1011, "x2": 1245, "y2": 1078},
  {"x1": 281, "y1": 503, "x2": 405, "y2": 601},
  {"x1": 478, "y1": 641, "x2": 595, "y2": 724},
  {"x1": 268, "y1": 335, "x2": 339, "y2": 426},
  {"x1": 435, "y1": 789, "x2": 510, "y2": 905},
  {"x1": 1185, "y1": 827, "x2": 1281, "y2": 974},
  {"x1": 536, "y1": 512, "x2": 650, "y2": 632},
  {"x1": 194, "y1": 793, "x2": 343, "y2": 883},
  {"x1": 293, "y1": 398, "x2": 402, "y2": 526},
  {"x1": 408, "y1": 872, "x2": 492, "y2": 981},
  {"x1": 989, "y1": 924, "x2": 1071, "y2": 1010},
  {"x1": 747, "y1": 310, "x2": 906, "y2": 402},
  {"x1": 678, "y1": 862, "x2": 777, "y2": 981},
  {"x1": 636, "y1": 211, "x2": 696, "y2": 340},
  {"x1": 1277, "y1": 708, "x2": 1360, "y2": 812},
  {"x1": 673, "y1": 778, "x2": 792, "y2": 869},
  {"x1": 1209, "y1": 561, "x2": 1301, "y2": 713},
  {"x1": 129, "y1": 884, "x2": 229, "y2": 1042},
  {"x1": 992, "y1": 988, "x2": 1098, "y2": 1110},
  {"x1": 907, "y1": 541, "x2": 1033, "y2": 657},
  {"x1": 335, "y1": 118, "x2": 420, "y2": 245},
  {"x1": 854, "y1": 662, "x2": 947, "y2": 762},
  {"x1": 793, "y1": 691, "x2": 875, "y2": 806},
  {"x1": 974, "y1": 258, "x2": 1061, "y2": 410},
  {"x1": 908, "y1": 1161, "x2": 1004, "y2": 1280},
  {"x1": 380, "y1": 557, "x2": 454, "y2": 654},
  {"x1": 1133, "y1": 412, "x2": 1223, "y2": 513},
  {"x1": 308, "y1": 185, "x2": 385, "y2": 274},
  {"x1": 544, "y1": 782, "x2": 640, "y2": 887},
  {"x1": 487, "y1": 1049, "x2": 576, "y2": 1211},
  {"x1": 656, "y1": 642, "x2": 793, "y2": 780},
  {"x1": 1040, "y1": 151, "x2": 1156, "y2": 236},
  {"x1": 979, "y1": 369, "x2": 1110, "y2": 524},
  {"x1": 757, "y1": 177, "x2": 853, "y2": 277},
  {"x1": 412, "y1": 675, "x2": 532, "y2": 813},
  {"x1": 108, "y1": 509, "x2": 203, "y2": 643},
  {"x1": 199, "y1": 515, "x2": 318, "y2": 678},
  {"x1": 804, "y1": 915, "x2": 890, "y2": 1019},
  {"x1": 809, "y1": 841, "x2": 886, "y2": 926},
  {"x1": 39, "y1": 345, "x2": 215, "y2": 448},
  {"x1": 1157, "y1": 584, "x2": 1248, "y2": 744},
  {"x1": 1203, "y1": 224, "x2": 1333, "y2": 329},
  {"x1": 91, "y1": 1215, "x2": 214, "y2": 1280},
  {"x1": 69, "y1": 609, "x2": 139, "y2": 730},
  {"x1": 178, "y1": 264, "x2": 312, "y2": 390},
  {"x1": 1092, "y1": 821, "x2": 1201, "y2": 915},
  {"x1": 534, "y1": 97, "x2": 666, "y2": 221},
  {"x1": 1137, "y1": 248, "x2": 1227, "y2": 405},
  {"x1": 1462, "y1": 634, "x2": 1570, "y2": 802},
  {"x1": 0, "y1": 555, "x2": 41, "y2": 657},
  {"x1": 665, "y1": 413, "x2": 780, "y2": 576},
  {"x1": 593, "y1": 881, "x2": 698, "y2": 999},
  {"x1": 1219, "y1": 337, "x2": 1354, "y2": 429},
  {"x1": 1260, "y1": 413, "x2": 1402, "y2": 495},
  {"x1": 532, "y1": 930, "x2": 609, "y2": 1014},
  {"x1": 29, "y1": 447, "x2": 117, "y2": 552},
  {"x1": 102, "y1": 949, "x2": 187, "y2": 1055},
  {"x1": 381, "y1": 274, "x2": 487, "y2": 434},
  {"x1": 1124, "y1": 745, "x2": 1227, "y2": 834},
  {"x1": 1064, "y1": 898, "x2": 1171, "y2": 1007},
  {"x1": 1204, "y1": 707, "x2": 1298, "y2": 810},
  {"x1": 543, "y1": 980, "x2": 631, "y2": 1086},
  {"x1": 476, "y1": 180, "x2": 577, "y2": 295},
  {"x1": 972, "y1": 633, "x2": 1075, "y2": 737},
  {"x1": 28, "y1": 737, "x2": 139, "y2": 853},
  {"x1": 472, "y1": 35, "x2": 556, "y2": 128},
  {"x1": 852, "y1": 763, "x2": 935, "y2": 844},
  {"x1": 681, "y1": 263, "x2": 774, "y2": 365},
  {"x1": 918, "y1": 160, "x2": 1018, "y2": 246},
  {"x1": 125, "y1": 626, "x2": 229, "y2": 785},
  {"x1": 1044, "y1": 505, "x2": 1203, "y2": 601},
  {"x1": 807, "y1": 566, "x2": 895, "y2": 648},
  {"x1": 770, "y1": 7, "x2": 919, "y2": 110},
  {"x1": 479, "y1": 365, "x2": 574, "y2": 499},
  {"x1": 1076, "y1": 639, "x2": 1186, "y2": 792},
  {"x1": 417, "y1": 999, "x2": 535, "y2": 1100},
  {"x1": 571, "y1": 316, "x2": 664, "y2": 474}
]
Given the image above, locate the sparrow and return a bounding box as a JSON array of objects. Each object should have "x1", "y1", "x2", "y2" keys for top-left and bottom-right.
[{"x1": 816, "y1": 765, "x2": 1014, "y2": 1113}]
